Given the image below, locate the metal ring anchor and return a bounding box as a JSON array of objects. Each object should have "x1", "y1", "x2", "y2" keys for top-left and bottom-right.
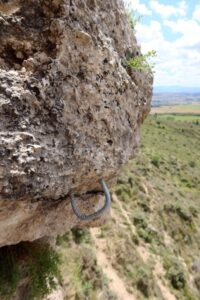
[{"x1": 70, "y1": 179, "x2": 111, "y2": 221}]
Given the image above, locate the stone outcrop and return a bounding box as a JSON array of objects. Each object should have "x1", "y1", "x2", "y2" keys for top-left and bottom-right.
[{"x1": 0, "y1": 0, "x2": 153, "y2": 247}]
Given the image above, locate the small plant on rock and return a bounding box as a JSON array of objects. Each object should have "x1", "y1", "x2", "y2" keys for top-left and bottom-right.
[
  {"x1": 122, "y1": 50, "x2": 157, "y2": 73},
  {"x1": 124, "y1": 0, "x2": 141, "y2": 32},
  {"x1": 126, "y1": 10, "x2": 141, "y2": 32}
]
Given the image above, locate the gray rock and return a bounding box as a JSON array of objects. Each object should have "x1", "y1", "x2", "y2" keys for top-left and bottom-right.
[{"x1": 0, "y1": 0, "x2": 153, "y2": 247}]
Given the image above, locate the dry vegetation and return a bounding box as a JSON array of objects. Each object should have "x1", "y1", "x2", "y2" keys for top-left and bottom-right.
[
  {"x1": 151, "y1": 104, "x2": 200, "y2": 115},
  {"x1": 0, "y1": 112, "x2": 199, "y2": 300},
  {"x1": 55, "y1": 113, "x2": 200, "y2": 300}
]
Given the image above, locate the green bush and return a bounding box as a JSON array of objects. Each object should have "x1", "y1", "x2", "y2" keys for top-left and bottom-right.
[
  {"x1": 151, "y1": 156, "x2": 160, "y2": 167},
  {"x1": 164, "y1": 203, "x2": 192, "y2": 222},
  {"x1": 73, "y1": 245, "x2": 113, "y2": 299},
  {"x1": 176, "y1": 206, "x2": 192, "y2": 222},
  {"x1": 167, "y1": 265, "x2": 186, "y2": 289},
  {"x1": 71, "y1": 228, "x2": 91, "y2": 244},
  {"x1": 137, "y1": 228, "x2": 153, "y2": 243},
  {"x1": 137, "y1": 199, "x2": 151, "y2": 212},
  {"x1": 189, "y1": 161, "x2": 196, "y2": 168},
  {"x1": 137, "y1": 226, "x2": 159, "y2": 244},
  {"x1": 133, "y1": 213, "x2": 159, "y2": 244},
  {"x1": 133, "y1": 213, "x2": 147, "y2": 229},
  {"x1": 131, "y1": 233, "x2": 140, "y2": 245},
  {"x1": 136, "y1": 267, "x2": 153, "y2": 297},
  {"x1": 164, "y1": 256, "x2": 186, "y2": 290},
  {"x1": 0, "y1": 247, "x2": 20, "y2": 298},
  {"x1": 126, "y1": 10, "x2": 141, "y2": 32},
  {"x1": 27, "y1": 245, "x2": 60, "y2": 299},
  {"x1": 122, "y1": 50, "x2": 156, "y2": 72},
  {"x1": 0, "y1": 243, "x2": 60, "y2": 300}
]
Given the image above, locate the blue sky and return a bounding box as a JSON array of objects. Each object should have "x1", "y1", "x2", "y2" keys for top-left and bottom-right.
[{"x1": 124, "y1": 0, "x2": 200, "y2": 87}]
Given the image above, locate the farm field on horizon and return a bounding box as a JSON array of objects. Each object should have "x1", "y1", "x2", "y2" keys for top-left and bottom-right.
[
  {"x1": 151, "y1": 103, "x2": 200, "y2": 123},
  {"x1": 152, "y1": 93, "x2": 200, "y2": 108}
]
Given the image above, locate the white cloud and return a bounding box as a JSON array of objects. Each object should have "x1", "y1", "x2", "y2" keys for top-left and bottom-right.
[
  {"x1": 123, "y1": 0, "x2": 200, "y2": 86},
  {"x1": 135, "y1": 18, "x2": 200, "y2": 86},
  {"x1": 193, "y1": 4, "x2": 200, "y2": 22},
  {"x1": 178, "y1": 1, "x2": 188, "y2": 17},
  {"x1": 136, "y1": 20, "x2": 166, "y2": 54},
  {"x1": 150, "y1": 0, "x2": 187, "y2": 19},
  {"x1": 124, "y1": 0, "x2": 152, "y2": 16},
  {"x1": 164, "y1": 19, "x2": 200, "y2": 48}
]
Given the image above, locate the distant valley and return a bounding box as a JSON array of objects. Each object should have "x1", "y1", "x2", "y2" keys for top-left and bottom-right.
[{"x1": 152, "y1": 92, "x2": 200, "y2": 107}]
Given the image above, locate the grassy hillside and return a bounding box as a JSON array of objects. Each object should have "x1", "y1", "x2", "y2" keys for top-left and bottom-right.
[
  {"x1": 156, "y1": 114, "x2": 200, "y2": 123},
  {"x1": 111, "y1": 115, "x2": 200, "y2": 299},
  {"x1": 55, "y1": 114, "x2": 200, "y2": 300},
  {"x1": 4, "y1": 114, "x2": 199, "y2": 300}
]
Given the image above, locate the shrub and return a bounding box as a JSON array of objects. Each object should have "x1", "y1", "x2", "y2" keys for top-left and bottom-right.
[
  {"x1": 71, "y1": 228, "x2": 91, "y2": 244},
  {"x1": 164, "y1": 203, "x2": 192, "y2": 222},
  {"x1": 73, "y1": 245, "x2": 114, "y2": 299},
  {"x1": 137, "y1": 199, "x2": 151, "y2": 212},
  {"x1": 133, "y1": 213, "x2": 159, "y2": 244},
  {"x1": 27, "y1": 245, "x2": 60, "y2": 299},
  {"x1": 0, "y1": 247, "x2": 20, "y2": 298},
  {"x1": 131, "y1": 233, "x2": 140, "y2": 245},
  {"x1": 124, "y1": 1, "x2": 141, "y2": 32},
  {"x1": 189, "y1": 161, "x2": 196, "y2": 168},
  {"x1": 167, "y1": 265, "x2": 186, "y2": 289},
  {"x1": 126, "y1": 10, "x2": 141, "y2": 32},
  {"x1": 137, "y1": 226, "x2": 159, "y2": 244},
  {"x1": 133, "y1": 213, "x2": 147, "y2": 229},
  {"x1": 0, "y1": 243, "x2": 60, "y2": 300},
  {"x1": 137, "y1": 228, "x2": 153, "y2": 243},
  {"x1": 164, "y1": 256, "x2": 186, "y2": 290},
  {"x1": 136, "y1": 267, "x2": 153, "y2": 297},
  {"x1": 122, "y1": 50, "x2": 156, "y2": 73},
  {"x1": 175, "y1": 206, "x2": 192, "y2": 222},
  {"x1": 151, "y1": 156, "x2": 160, "y2": 167}
]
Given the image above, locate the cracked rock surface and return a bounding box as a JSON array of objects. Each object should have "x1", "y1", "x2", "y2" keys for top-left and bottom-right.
[{"x1": 0, "y1": 0, "x2": 153, "y2": 247}]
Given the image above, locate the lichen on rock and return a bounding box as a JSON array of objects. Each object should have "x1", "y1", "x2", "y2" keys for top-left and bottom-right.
[{"x1": 0, "y1": 0, "x2": 153, "y2": 247}]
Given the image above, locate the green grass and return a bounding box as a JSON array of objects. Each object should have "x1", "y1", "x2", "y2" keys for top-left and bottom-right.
[
  {"x1": 27, "y1": 245, "x2": 60, "y2": 299},
  {"x1": 3, "y1": 113, "x2": 197, "y2": 300},
  {"x1": 151, "y1": 104, "x2": 200, "y2": 115},
  {"x1": 176, "y1": 104, "x2": 200, "y2": 111},
  {"x1": 156, "y1": 114, "x2": 200, "y2": 122},
  {"x1": 0, "y1": 243, "x2": 60, "y2": 300},
  {"x1": 0, "y1": 247, "x2": 20, "y2": 299},
  {"x1": 57, "y1": 229, "x2": 117, "y2": 300},
  {"x1": 33, "y1": 113, "x2": 199, "y2": 300},
  {"x1": 112, "y1": 115, "x2": 200, "y2": 299}
]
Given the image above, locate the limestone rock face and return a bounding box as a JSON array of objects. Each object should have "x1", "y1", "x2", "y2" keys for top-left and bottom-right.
[{"x1": 0, "y1": 0, "x2": 153, "y2": 247}]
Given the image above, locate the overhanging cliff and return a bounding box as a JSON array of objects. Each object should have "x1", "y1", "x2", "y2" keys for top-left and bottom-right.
[{"x1": 0, "y1": 0, "x2": 153, "y2": 247}]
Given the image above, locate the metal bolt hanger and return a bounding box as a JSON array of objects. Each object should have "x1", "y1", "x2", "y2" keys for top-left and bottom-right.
[{"x1": 70, "y1": 179, "x2": 111, "y2": 221}]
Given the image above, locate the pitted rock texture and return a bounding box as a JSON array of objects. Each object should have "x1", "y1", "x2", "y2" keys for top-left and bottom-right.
[{"x1": 0, "y1": 0, "x2": 153, "y2": 246}]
